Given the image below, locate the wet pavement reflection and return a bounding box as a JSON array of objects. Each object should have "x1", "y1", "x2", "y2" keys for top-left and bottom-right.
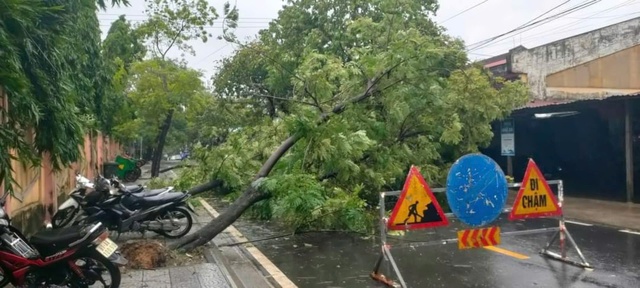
[{"x1": 209, "y1": 199, "x2": 640, "y2": 288}]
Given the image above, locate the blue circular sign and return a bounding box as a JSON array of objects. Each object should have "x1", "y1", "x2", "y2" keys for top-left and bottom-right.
[{"x1": 446, "y1": 153, "x2": 508, "y2": 227}]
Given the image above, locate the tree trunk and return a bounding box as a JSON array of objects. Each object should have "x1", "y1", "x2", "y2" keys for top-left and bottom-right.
[
  {"x1": 174, "y1": 185, "x2": 268, "y2": 250},
  {"x1": 143, "y1": 146, "x2": 153, "y2": 161},
  {"x1": 150, "y1": 109, "x2": 175, "y2": 177},
  {"x1": 187, "y1": 179, "x2": 224, "y2": 195},
  {"x1": 170, "y1": 69, "x2": 395, "y2": 251},
  {"x1": 169, "y1": 135, "x2": 300, "y2": 250},
  {"x1": 158, "y1": 164, "x2": 194, "y2": 174}
]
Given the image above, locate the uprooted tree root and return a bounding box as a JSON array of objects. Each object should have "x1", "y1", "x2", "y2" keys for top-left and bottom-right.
[
  {"x1": 120, "y1": 240, "x2": 168, "y2": 269},
  {"x1": 120, "y1": 240, "x2": 207, "y2": 270}
]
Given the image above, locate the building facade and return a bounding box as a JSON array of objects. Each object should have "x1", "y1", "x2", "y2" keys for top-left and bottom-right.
[{"x1": 482, "y1": 17, "x2": 640, "y2": 203}]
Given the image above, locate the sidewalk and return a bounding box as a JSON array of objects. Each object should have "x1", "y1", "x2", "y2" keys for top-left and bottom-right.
[
  {"x1": 117, "y1": 198, "x2": 284, "y2": 288},
  {"x1": 562, "y1": 196, "x2": 640, "y2": 230},
  {"x1": 118, "y1": 163, "x2": 284, "y2": 288},
  {"x1": 118, "y1": 206, "x2": 236, "y2": 288},
  {"x1": 121, "y1": 263, "x2": 231, "y2": 288},
  {"x1": 508, "y1": 191, "x2": 640, "y2": 230}
]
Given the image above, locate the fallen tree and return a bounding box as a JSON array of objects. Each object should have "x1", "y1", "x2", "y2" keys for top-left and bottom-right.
[
  {"x1": 169, "y1": 0, "x2": 528, "y2": 251},
  {"x1": 171, "y1": 71, "x2": 392, "y2": 250}
]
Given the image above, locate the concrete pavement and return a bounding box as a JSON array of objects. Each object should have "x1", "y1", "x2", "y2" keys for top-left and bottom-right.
[
  {"x1": 121, "y1": 263, "x2": 231, "y2": 288},
  {"x1": 562, "y1": 196, "x2": 640, "y2": 231}
]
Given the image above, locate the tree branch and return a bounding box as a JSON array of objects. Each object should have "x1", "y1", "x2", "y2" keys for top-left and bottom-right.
[
  {"x1": 161, "y1": 20, "x2": 187, "y2": 59},
  {"x1": 304, "y1": 83, "x2": 324, "y2": 113},
  {"x1": 398, "y1": 129, "x2": 428, "y2": 142},
  {"x1": 251, "y1": 94, "x2": 317, "y2": 107},
  {"x1": 158, "y1": 164, "x2": 193, "y2": 173},
  {"x1": 396, "y1": 110, "x2": 418, "y2": 141}
]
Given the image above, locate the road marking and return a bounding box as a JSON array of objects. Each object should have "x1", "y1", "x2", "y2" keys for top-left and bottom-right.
[
  {"x1": 483, "y1": 246, "x2": 530, "y2": 260},
  {"x1": 199, "y1": 199, "x2": 298, "y2": 288},
  {"x1": 619, "y1": 229, "x2": 640, "y2": 236},
  {"x1": 565, "y1": 220, "x2": 593, "y2": 227}
]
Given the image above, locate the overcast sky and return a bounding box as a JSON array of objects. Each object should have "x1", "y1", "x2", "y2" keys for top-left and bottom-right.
[{"x1": 97, "y1": 0, "x2": 640, "y2": 83}]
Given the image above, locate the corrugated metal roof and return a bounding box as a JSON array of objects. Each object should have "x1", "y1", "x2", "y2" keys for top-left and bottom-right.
[
  {"x1": 514, "y1": 93, "x2": 640, "y2": 111},
  {"x1": 515, "y1": 100, "x2": 574, "y2": 110}
]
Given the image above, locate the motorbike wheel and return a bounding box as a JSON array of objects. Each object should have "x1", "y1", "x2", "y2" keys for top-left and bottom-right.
[
  {"x1": 0, "y1": 265, "x2": 11, "y2": 287},
  {"x1": 69, "y1": 251, "x2": 121, "y2": 288},
  {"x1": 52, "y1": 207, "x2": 77, "y2": 228},
  {"x1": 154, "y1": 207, "x2": 193, "y2": 239},
  {"x1": 124, "y1": 168, "x2": 140, "y2": 182}
]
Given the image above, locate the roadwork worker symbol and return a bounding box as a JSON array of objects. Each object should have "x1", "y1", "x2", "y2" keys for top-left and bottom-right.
[
  {"x1": 403, "y1": 201, "x2": 443, "y2": 225},
  {"x1": 387, "y1": 166, "x2": 449, "y2": 230}
]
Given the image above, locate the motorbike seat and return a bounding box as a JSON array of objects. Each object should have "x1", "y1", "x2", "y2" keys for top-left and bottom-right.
[
  {"x1": 30, "y1": 226, "x2": 86, "y2": 255},
  {"x1": 124, "y1": 185, "x2": 144, "y2": 193},
  {"x1": 138, "y1": 192, "x2": 186, "y2": 207},
  {"x1": 133, "y1": 187, "x2": 172, "y2": 197}
]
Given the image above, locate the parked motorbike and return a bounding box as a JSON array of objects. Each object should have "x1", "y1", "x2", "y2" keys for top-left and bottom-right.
[
  {"x1": 0, "y1": 192, "x2": 124, "y2": 287},
  {"x1": 52, "y1": 174, "x2": 174, "y2": 229},
  {"x1": 68, "y1": 176, "x2": 195, "y2": 239}
]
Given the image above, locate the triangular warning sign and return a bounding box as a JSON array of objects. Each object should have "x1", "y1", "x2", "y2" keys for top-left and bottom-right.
[
  {"x1": 509, "y1": 159, "x2": 562, "y2": 220},
  {"x1": 387, "y1": 166, "x2": 449, "y2": 230}
]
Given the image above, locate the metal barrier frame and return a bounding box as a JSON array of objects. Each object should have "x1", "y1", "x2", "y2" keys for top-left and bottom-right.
[{"x1": 370, "y1": 180, "x2": 592, "y2": 288}]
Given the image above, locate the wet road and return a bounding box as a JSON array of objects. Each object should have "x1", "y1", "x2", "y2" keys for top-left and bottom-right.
[{"x1": 209, "y1": 199, "x2": 640, "y2": 288}]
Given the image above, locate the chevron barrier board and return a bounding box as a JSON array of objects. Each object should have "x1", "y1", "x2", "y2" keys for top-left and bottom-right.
[{"x1": 457, "y1": 226, "x2": 501, "y2": 250}]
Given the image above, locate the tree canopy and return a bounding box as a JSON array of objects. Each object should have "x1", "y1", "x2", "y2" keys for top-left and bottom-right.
[{"x1": 171, "y1": 0, "x2": 528, "y2": 250}]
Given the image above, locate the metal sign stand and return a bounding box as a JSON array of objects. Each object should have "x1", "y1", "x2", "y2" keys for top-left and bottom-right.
[{"x1": 370, "y1": 180, "x2": 593, "y2": 288}]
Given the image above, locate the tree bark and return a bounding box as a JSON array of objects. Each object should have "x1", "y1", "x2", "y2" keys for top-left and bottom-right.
[
  {"x1": 143, "y1": 146, "x2": 153, "y2": 161},
  {"x1": 187, "y1": 179, "x2": 224, "y2": 195},
  {"x1": 170, "y1": 68, "x2": 398, "y2": 251},
  {"x1": 174, "y1": 184, "x2": 268, "y2": 250},
  {"x1": 150, "y1": 109, "x2": 175, "y2": 177},
  {"x1": 157, "y1": 164, "x2": 194, "y2": 173}
]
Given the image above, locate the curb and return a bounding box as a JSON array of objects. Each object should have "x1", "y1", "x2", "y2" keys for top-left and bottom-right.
[{"x1": 198, "y1": 198, "x2": 298, "y2": 288}]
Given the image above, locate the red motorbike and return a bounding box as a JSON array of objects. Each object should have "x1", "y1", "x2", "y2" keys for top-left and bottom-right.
[{"x1": 0, "y1": 192, "x2": 123, "y2": 287}]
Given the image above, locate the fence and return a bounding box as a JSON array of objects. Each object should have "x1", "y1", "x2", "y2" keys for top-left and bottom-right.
[{"x1": 0, "y1": 87, "x2": 121, "y2": 229}]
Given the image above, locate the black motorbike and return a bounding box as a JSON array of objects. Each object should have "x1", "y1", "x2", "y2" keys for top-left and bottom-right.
[
  {"x1": 61, "y1": 176, "x2": 195, "y2": 239},
  {"x1": 52, "y1": 174, "x2": 174, "y2": 229}
]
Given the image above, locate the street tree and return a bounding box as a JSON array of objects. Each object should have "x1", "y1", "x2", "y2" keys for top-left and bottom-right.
[
  {"x1": 115, "y1": 59, "x2": 209, "y2": 163},
  {"x1": 102, "y1": 16, "x2": 147, "y2": 143},
  {"x1": 170, "y1": 0, "x2": 528, "y2": 251},
  {"x1": 135, "y1": 0, "x2": 227, "y2": 176}
]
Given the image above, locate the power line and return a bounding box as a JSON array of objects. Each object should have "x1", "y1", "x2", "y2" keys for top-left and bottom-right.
[
  {"x1": 466, "y1": 0, "x2": 602, "y2": 52},
  {"x1": 97, "y1": 17, "x2": 272, "y2": 24},
  {"x1": 475, "y1": 0, "x2": 638, "y2": 53},
  {"x1": 519, "y1": 0, "x2": 571, "y2": 27},
  {"x1": 98, "y1": 13, "x2": 274, "y2": 20},
  {"x1": 196, "y1": 44, "x2": 230, "y2": 62},
  {"x1": 467, "y1": 0, "x2": 601, "y2": 51},
  {"x1": 98, "y1": 24, "x2": 269, "y2": 29},
  {"x1": 440, "y1": 0, "x2": 489, "y2": 24}
]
